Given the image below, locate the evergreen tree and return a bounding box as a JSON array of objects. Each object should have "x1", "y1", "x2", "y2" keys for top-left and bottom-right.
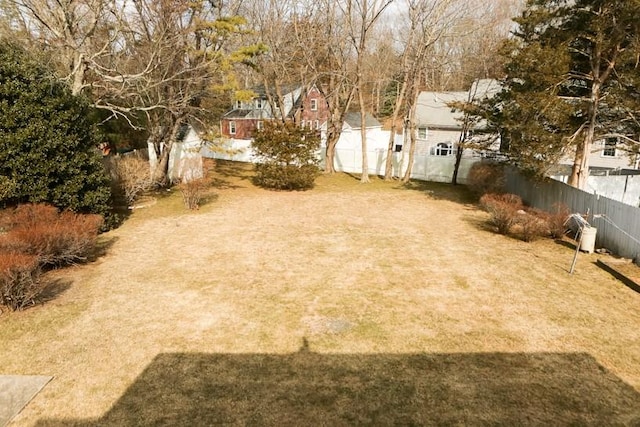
[
  {"x1": 0, "y1": 41, "x2": 111, "y2": 215},
  {"x1": 479, "y1": 0, "x2": 640, "y2": 188},
  {"x1": 252, "y1": 122, "x2": 321, "y2": 191}
]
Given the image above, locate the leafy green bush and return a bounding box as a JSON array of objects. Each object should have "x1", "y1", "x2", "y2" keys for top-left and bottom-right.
[
  {"x1": 252, "y1": 121, "x2": 321, "y2": 190},
  {"x1": 0, "y1": 40, "x2": 111, "y2": 216}
]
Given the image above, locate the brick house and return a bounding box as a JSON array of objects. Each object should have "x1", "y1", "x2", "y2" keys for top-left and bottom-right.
[{"x1": 220, "y1": 85, "x2": 329, "y2": 140}]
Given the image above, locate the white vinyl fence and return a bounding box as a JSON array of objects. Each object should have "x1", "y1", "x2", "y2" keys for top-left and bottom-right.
[{"x1": 202, "y1": 131, "x2": 483, "y2": 184}]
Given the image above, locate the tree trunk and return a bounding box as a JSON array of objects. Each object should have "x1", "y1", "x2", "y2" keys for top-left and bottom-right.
[
  {"x1": 325, "y1": 130, "x2": 339, "y2": 174},
  {"x1": 71, "y1": 53, "x2": 87, "y2": 96},
  {"x1": 568, "y1": 138, "x2": 587, "y2": 189},
  {"x1": 402, "y1": 119, "x2": 416, "y2": 184},
  {"x1": 359, "y1": 87, "x2": 370, "y2": 183},
  {"x1": 151, "y1": 118, "x2": 183, "y2": 187},
  {"x1": 568, "y1": 81, "x2": 601, "y2": 190},
  {"x1": 452, "y1": 144, "x2": 464, "y2": 185},
  {"x1": 384, "y1": 79, "x2": 408, "y2": 180}
]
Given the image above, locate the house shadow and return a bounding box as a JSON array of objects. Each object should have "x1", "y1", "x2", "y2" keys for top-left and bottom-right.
[{"x1": 37, "y1": 349, "x2": 640, "y2": 425}]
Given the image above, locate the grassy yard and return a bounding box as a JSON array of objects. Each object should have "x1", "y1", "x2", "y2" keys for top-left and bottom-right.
[{"x1": 2, "y1": 161, "x2": 640, "y2": 425}]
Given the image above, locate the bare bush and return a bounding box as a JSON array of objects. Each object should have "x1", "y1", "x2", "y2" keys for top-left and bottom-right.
[
  {"x1": 546, "y1": 203, "x2": 570, "y2": 239},
  {"x1": 179, "y1": 178, "x2": 208, "y2": 210},
  {"x1": 0, "y1": 204, "x2": 103, "y2": 267},
  {"x1": 111, "y1": 156, "x2": 154, "y2": 205},
  {"x1": 467, "y1": 162, "x2": 506, "y2": 197},
  {"x1": 480, "y1": 193, "x2": 522, "y2": 235},
  {"x1": 0, "y1": 252, "x2": 43, "y2": 311},
  {"x1": 517, "y1": 208, "x2": 551, "y2": 242}
]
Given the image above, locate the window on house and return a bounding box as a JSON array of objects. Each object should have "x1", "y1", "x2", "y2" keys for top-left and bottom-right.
[
  {"x1": 236, "y1": 100, "x2": 243, "y2": 109},
  {"x1": 256, "y1": 99, "x2": 263, "y2": 109},
  {"x1": 603, "y1": 137, "x2": 617, "y2": 157},
  {"x1": 310, "y1": 98, "x2": 318, "y2": 111},
  {"x1": 418, "y1": 127, "x2": 428, "y2": 139},
  {"x1": 256, "y1": 121, "x2": 263, "y2": 131},
  {"x1": 315, "y1": 120, "x2": 320, "y2": 129},
  {"x1": 394, "y1": 144, "x2": 403, "y2": 152},
  {"x1": 433, "y1": 142, "x2": 453, "y2": 156},
  {"x1": 229, "y1": 121, "x2": 236, "y2": 135}
]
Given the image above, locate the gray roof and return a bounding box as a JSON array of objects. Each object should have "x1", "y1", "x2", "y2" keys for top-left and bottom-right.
[
  {"x1": 469, "y1": 79, "x2": 502, "y2": 102},
  {"x1": 415, "y1": 92, "x2": 468, "y2": 129},
  {"x1": 343, "y1": 112, "x2": 381, "y2": 129},
  {"x1": 221, "y1": 109, "x2": 272, "y2": 120}
]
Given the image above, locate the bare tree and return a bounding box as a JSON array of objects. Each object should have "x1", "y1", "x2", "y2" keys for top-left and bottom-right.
[
  {"x1": 3, "y1": 0, "x2": 113, "y2": 95},
  {"x1": 2, "y1": 0, "x2": 262, "y2": 185},
  {"x1": 341, "y1": 0, "x2": 394, "y2": 183},
  {"x1": 296, "y1": 0, "x2": 358, "y2": 174}
]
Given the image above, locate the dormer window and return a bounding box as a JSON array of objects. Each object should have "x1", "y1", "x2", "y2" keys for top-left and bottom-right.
[
  {"x1": 235, "y1": 100, "x2": 242, "y2": 109},
  {"x1": 256, "y1": 99, "x2": 264, "y2": 109}
]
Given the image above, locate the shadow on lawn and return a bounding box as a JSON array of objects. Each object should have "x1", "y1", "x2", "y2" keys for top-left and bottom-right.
[
  {"x1": 38, "y1": 348, "x2": 640, "y2": 426},
  {"x1": 400, "y1": 180, "x2": 477, "y2": 205},
  {"x1": 206, "y1": 160, "x2": 253, "y2": 190}
]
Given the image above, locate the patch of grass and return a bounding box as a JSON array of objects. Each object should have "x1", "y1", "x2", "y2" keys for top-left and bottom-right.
[{"x1": 2, "y1": 163, "x2": 640, "y2": 425}]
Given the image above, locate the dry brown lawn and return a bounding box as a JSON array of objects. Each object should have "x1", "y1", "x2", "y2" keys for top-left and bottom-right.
[{"x1": 2, "y1": 161, "x2": 640, "y2": 425}]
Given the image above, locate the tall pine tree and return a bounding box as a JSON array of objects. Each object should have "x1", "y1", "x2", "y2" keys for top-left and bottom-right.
[{"x1": 481, "y1": 0, "x2": 640, "y2": 188}]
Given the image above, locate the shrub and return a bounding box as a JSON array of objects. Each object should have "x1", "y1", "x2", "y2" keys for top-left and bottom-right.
[
  {"x1": 255, "y1": 163, "x2": 319, "y2": 191},
  {"x1": 0, "y1": 40, "x2": 111, "y2": 216},
  {"x1": 0, "y1": 204, "x2": 103, "y2": 267},
  {"x1": 252, "y1": 121, "x2": 321, "y2": 191},
  {"x1": 546, "y1": 203, "x2": 570, "y2": 239},
  {"x1": 110, "y1": 156, "x2": 154, "y2": 205},
  {"x1": 480, "y1": 193, "x2": 522, "y2": 235},
  {"x1": 0, "y1": 253, "x2": 43, "y2": 311},
  {"x1": 467, "y1": 162, "x2": 506, "y2": 197},
  {"x1": 517, "y1": 208, "x2": 551, "y2": 242},
  {"x1": 179, "y1": 178, "x2": 208, "y2": 210}
]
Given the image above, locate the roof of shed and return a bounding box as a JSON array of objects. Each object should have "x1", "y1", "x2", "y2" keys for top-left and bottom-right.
[{"x1": 343, "y1": 112, "x2": 381, "y2": 129}]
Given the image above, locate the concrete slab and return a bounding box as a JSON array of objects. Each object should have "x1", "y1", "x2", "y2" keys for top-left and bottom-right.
[{"x1": 0, "y1": 375, "x2": 52, "y2": 426}]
